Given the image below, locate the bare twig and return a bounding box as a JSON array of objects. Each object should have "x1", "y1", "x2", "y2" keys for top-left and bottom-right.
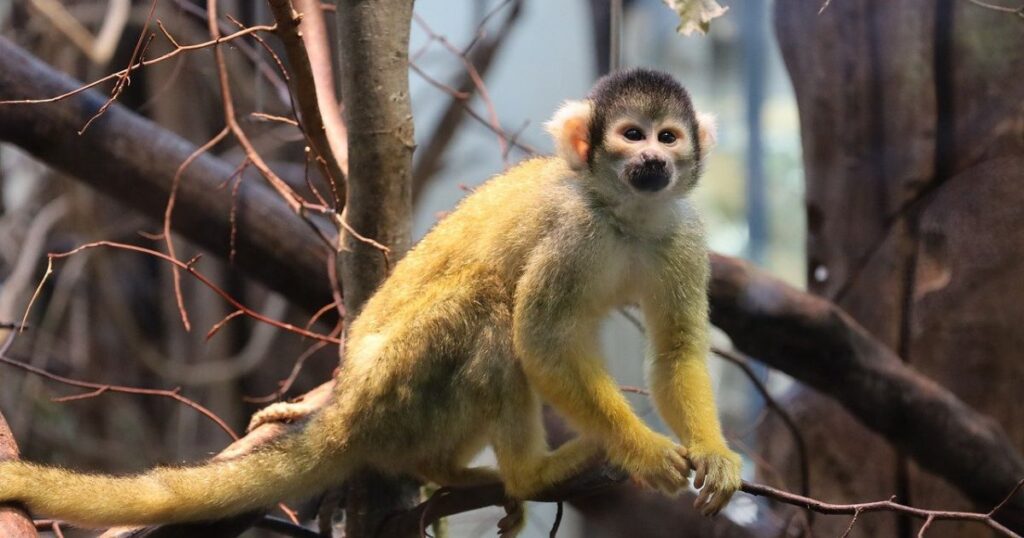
[
  {"x1": 0, "y1": 352, "x2": 238, "y2": 440},
  {"x1": 163, "y1": 126, "x2": 231, "y2": 331},
  {"x1": 743, "y1": 480, "x2": 1024, "y2": 538},
  {"x1": 409, "y1": 62, "x2": 538, "y2": 157},
  {"x1": 964, "y1": 0, "x2": 1024, "y2": 16},
  {"x1": 414, "y1": 13, "x2": 509, "y2": 163},
  {"x1": 383, "y1": 468, "x2": 1024, "y2": 538},
  {"x1": 0, "y1": 24, "x2": 278, "y2": 106},
  {"x1": 264, "y1": 1, "x2": 348, "y2": 207},
  {"x1": 35, "y1": 241, "x2": 342, "y2": 345},
  {"x1": 79, "y1": 0, "x2": 157, "y2": 134},
  {"x1": 204, "y1": 2, "x2": 304, "y2": 213},
  {"x1": 411, "y1": 0, "x2": 523, "y2": 197}
]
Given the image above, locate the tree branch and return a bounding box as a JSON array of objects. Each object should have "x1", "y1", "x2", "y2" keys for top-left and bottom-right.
[
  {"x1": 709, "y1": 253, "x2": 1024, "y2": 530},
  {"x1": 267, "y1": 0, "x2": 347, "y2": 207}
]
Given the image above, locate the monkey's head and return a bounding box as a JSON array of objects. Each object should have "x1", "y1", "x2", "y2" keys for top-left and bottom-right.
[{"x1": 546, "y1": 68, "x2": 716, "y2": 199}]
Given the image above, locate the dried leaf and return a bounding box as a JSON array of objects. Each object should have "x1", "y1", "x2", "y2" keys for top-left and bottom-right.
[{"x1": 663, "y1": 0, "x2": 729, "y2": 36}]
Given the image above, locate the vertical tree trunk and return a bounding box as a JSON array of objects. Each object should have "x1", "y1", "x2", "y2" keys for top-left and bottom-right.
[
  {"x1": 769, "y1": 1, "x2": 1024, "y2": 536},
  {"x1": 334, "y1": 1, "x2": 419, "y2": 536}
]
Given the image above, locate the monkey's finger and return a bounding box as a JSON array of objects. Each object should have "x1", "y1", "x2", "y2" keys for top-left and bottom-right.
[
  {"x1": 694, "y1": 461, "x2": 707, "y2": 489},
  {"x1": 700, "y1": 492, "x2": 719, "y2": 516},
  {"x1": 670, "y1": 453, "x2": 692, "y2": 478},
  {"x1": 708, "y1": 488, "x2": 734, "y2": 515},
  {"x1": 669, "y1": 448, "x2": 690, "y2": 473},
  {"x1": 694, "y1": 484, "x2": 713, "y2": 511}
]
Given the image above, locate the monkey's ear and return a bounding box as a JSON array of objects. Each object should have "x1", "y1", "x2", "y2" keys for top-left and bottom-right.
[
  {"x1": 696, "y1": 112, "x2": 718, "y2": 153},
  {"x1": 545, "y1": 100, "x2": 593, "y2": 171}
]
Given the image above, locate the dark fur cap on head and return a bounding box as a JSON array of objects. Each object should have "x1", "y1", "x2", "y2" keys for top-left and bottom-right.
[{"x1": 586, "y1": 68, "x2": 700, "y2": 165}]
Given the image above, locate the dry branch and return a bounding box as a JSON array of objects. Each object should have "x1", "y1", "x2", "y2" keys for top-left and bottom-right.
[
  {"x1": 1, "y1": 37, "x2": 1023, "y2": 534},
  {"x1": 267, "y1": 0, "x2": 347, "y2": 206},
  {"x1": 411, "y1": 0, "x2": 523, "y2": 199}
]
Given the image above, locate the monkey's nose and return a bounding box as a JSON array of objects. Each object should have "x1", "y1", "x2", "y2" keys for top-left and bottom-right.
[{"x1": 629, "y1": 160, "x2": 671, "y2": 192}]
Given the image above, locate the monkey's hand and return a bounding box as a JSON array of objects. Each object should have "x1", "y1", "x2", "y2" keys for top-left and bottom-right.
[
  {"x1": 610, "y1": 433, "x2": 692, "y2": 495},
  {"x1": 688, "y1": 444, "x2": 742, "y2": 516}
]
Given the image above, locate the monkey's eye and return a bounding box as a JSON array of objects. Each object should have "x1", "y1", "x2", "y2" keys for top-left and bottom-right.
[
  {"x1": 658, "y1": 130, "x2": 678, "y2": 144},
  {"x1": 623, "y1": 128, "x2": 644, "y2": 142}
]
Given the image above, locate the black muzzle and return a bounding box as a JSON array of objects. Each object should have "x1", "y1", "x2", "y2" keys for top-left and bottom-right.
[{"x1": 626, "y1": 158, "x2": 671, "y2": 192}]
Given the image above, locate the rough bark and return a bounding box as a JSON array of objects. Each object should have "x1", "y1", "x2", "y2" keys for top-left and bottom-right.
[
  {"x1": 333, "y1": 1, "x2": 419, "y2": 537},
  {"x1": 774, "y1": 1, "x2": 1024, "y2": 535}
]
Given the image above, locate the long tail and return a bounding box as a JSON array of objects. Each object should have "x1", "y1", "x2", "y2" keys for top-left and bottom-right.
[{"x1": 0, "y1": 429, "x2": 348, "y2": 527}]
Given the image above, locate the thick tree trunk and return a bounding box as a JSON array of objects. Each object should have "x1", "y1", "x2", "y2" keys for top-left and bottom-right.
[
  {"x1": 771, "y1": 1, "x2": 1024, "y2": 536},
  {"x1": 334, "y1": 1, "x2": 419, "y2": 536}
]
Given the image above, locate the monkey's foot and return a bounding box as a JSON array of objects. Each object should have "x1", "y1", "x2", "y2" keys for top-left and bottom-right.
[
  {"x1": 497, "y1": 498, "x2": 525, "y2": 537},
  {"x1": 247, "y1": 400, "x2": 319, "y2": 432}
]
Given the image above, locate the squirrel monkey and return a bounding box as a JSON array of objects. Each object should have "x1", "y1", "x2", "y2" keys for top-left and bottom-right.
[{"x1": 0, "y1": 68, "x2": 741, "y2": 531}]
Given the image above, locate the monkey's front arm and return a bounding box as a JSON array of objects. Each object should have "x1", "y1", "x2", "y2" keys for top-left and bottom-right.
[
  {"x1": 511, "y1": 237, "x2": 691, "y2": 496},
  {"x1": 641, "y1": 243, "x2": 742, "y2": 515}
]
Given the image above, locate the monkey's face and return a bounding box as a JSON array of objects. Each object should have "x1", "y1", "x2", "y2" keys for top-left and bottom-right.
[{"x1": 594, "y1": 113, "x2": 699, "y2": 198}]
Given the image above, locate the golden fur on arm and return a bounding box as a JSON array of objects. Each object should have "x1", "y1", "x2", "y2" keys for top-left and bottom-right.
[{"x1": 641, "y1": 223, "x2": 742, "y2": 513}]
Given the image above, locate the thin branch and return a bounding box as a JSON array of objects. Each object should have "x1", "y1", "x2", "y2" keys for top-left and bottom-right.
[
  {"x1": 411, "y1": 0, "x2": 523, "y2": 198},
  {"x1": 383, "y1": 468, "x2": 1024, "y2": 538},
  {"x1": 169, "y1": 0, "x2": 292, "y2": 105},
  {"x1": 0, "y1": 352, "x2": 238, "y2": 440},
  {"x1": 163, "y1": 126, "x2": 232, "y2": 332},
  {"x1": 38, "y1": 241, "x2": 342, "y2": 345},
  {"x1": 0, "y1": 24, "x2": 278, "y2": 106},
  {"x1": 743, "y1": 480, "x2": 1024, "y2": 538},
  {"x1": 254, "y1": 515, "x2": 319, "y2": 538},
  {"x1": 414, "y1": 13, "x2": 509, "y2": 163},
  {"x1": 77, "y1": 0, "x2": 160, "y2": 134},
  {"x1": 964, "y1": 0, "x2": 1024, "y2": 16},
  {"x1": 204, "y1": 2, "x2": 305, "y2": 214}
]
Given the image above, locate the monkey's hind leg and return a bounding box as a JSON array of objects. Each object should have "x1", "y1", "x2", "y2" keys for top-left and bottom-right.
[
  {"x1": 489, "y1": 402, "x2": 599, "y2": 537},
  {"x1": 491, "y1": 393, "x2": 601, "y2": 498}
]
